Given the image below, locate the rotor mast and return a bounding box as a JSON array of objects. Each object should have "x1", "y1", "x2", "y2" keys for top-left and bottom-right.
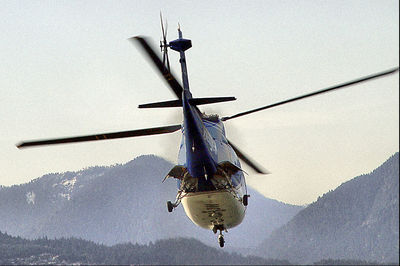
[{"x1": 169, "y1": 25, "x2": 192, "y2": 91}]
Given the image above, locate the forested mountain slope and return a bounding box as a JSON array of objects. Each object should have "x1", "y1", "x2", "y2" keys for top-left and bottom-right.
[
  {"x1": 255, "y1": 153, "x2": 399, "y2": 264},
  {"x1": 0, "y1": 231, "x2": 287, "y2": 265}
]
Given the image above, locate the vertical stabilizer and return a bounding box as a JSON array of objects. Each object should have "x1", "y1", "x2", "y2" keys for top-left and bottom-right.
[{"x1": 169, "y1": 27, "x2": 192, "y2": 91}]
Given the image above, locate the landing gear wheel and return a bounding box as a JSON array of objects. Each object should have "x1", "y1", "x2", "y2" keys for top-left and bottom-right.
[
  {"x1": 167, "y1": 201, "x2": 174, "y2": 212},
  {"x1": 218, "y1": 234, "x2": 225, "y2": 248},
  {"x1": 243, "y1": 194, "x2": 249, "y2": 206}
]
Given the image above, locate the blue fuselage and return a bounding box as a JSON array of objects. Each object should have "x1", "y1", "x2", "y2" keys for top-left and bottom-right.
[
  {"x1": 177, "y1": 90, "x2": 246, "y2": 195},
  {"x1": 169, "y1": 28, "x2": 246, "y2": 197}
]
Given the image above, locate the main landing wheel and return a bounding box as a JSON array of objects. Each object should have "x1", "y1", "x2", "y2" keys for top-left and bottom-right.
[
  {"x1": 167, "y1": 201, "x2": 174, "y2": 212},
  {"x1": 243, "y1": 194, "x2": 250, "y2": 206}
]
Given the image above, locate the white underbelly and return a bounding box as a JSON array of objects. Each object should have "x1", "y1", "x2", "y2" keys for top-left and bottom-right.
[{"x1": 181, "y1": 190, "x2": 245, "y2": 230}]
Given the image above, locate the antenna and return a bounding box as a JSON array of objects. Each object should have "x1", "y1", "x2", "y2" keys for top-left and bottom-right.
[{"x1": 178, "y1": 23, "x2": 182, "y2": 39}]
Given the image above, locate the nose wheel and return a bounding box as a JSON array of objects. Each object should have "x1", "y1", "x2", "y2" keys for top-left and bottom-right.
[
  {"x1": 218, "y1": 232, "x2": 225, "y2": 247},
  {"x1": 213, "y1": 225, "x2": 226, "y2": 248}
]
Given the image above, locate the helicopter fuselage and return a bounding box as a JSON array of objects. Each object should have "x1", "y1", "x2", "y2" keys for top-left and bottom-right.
[
  {"x1": 176, "y1": 97, "x2": 247, "y2": 230},
  {"x1": 162, "y1": 85, "x2": 246, "y2": 233},
  {"x1": 160, "y1": 28, "x2": 248, "y2": 236}
]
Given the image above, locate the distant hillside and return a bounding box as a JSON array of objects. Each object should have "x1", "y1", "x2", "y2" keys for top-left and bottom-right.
[
  {"x1": 254, "y1": 153, "x2": 399, "y2": 264},
  {"x1": 0, "y1": 155, "x2": 302, "y2": 250},
  {"x1": 0, "y1": 231, "x2": 287, "y2": 265}
]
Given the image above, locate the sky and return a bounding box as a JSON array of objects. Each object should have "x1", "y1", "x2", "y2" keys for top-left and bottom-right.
[{"x1": 1, "y1": 0, "x2": 398, "y2": 205}]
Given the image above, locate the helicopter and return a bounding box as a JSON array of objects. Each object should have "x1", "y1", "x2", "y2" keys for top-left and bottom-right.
[{"x1": 17, "y1": 17, "x2": 399, "y2": 248}]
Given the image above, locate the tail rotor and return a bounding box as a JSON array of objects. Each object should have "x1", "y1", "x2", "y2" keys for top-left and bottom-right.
[{"x1": 160, "y1": 12, "x2": 170, "y2": 72}]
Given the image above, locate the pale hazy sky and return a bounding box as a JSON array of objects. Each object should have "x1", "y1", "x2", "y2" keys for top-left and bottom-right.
[{"x1": 1, "y1": 0, "x2": 398, "y2": 205}]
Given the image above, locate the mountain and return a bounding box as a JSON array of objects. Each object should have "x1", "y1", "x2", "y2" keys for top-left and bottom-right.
[
  {"x1": 0, "y1": 155, "x2": 302, "y2": 250},
  {"x1": 254, "y1": 152, "x2": 399, "y2": 264},
  {"x1": 0, "y1": 231, "x2": 288, "y2": 265}
]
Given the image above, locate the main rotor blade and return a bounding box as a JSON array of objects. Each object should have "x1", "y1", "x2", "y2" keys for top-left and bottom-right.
[
  {"x1": 227, "y1": 139, "x2": 270, "y2": 174},
  {"x1": 222, "y1": 67, "x2": 399, "y2": 121},
  {"x1": 130, "y1": 36, "x2": 183, "y2": 99},
  {"x1": 17, "y1": 124, "x2": 181, "y2": 148}
]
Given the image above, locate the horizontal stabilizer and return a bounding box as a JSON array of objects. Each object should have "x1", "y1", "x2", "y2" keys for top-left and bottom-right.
[
  {"x1": 190, "y1": 97, "x2": 236, "y2": 105},
  {"x1": 163, "y1": 165, "x2": 187, "y2": 182},
  {"x1": 139, "y1": 96, "x2": 236, "y2": 109},
  {"x1": 139, "y1": 99, "x2": 181, "y2": 108},
  {"x1": 218, "y1": 161, "x2": 246, "y2": 176}
]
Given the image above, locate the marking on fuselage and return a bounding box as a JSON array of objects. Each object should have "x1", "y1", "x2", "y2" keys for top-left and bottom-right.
[{"x1": 205, "y1": 203, "x2": 219, "y2": 209}]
